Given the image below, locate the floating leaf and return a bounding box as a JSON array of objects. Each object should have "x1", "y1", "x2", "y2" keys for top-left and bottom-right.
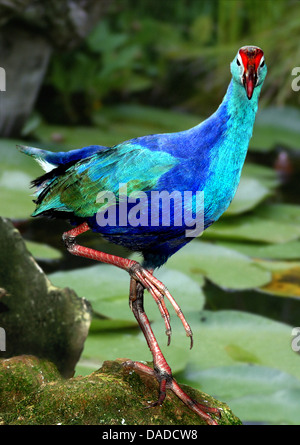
[
  {"x1": 218, "y1": 240, "x2": 300, "y2": 260},
  {"x1": 255, "y1": 203, "x2": 300, "y2": 226},
  {"x1": 25, "y1": 240, "x2": 62, "y2": 260},
  {"x1": 80, "y1": 330, "x2": 149, "y2": 374},
  {"x1": 167, "y1": 241, "x2": 271, "y2": 290},
  {"x1": 204, "y1": 214, "x2": 300, "y2": 243},
  {"x1": 242, "y1": 162, "x2": 280, "y2": 189},
  {"x1": 0, "y1": 138, "x2": 40, "y2": 218},
  {"x1": 183, "y1": 364, "x2": 300, "y2": 425},
  {"x1": 225, "y1": 177, "x2": 271, "y2": 216},
  {"x1": 224, "y1": 344, "x2": 261, "y2": 364},
  {"x1": 250, "y1": 106, "x2": 300, "y2": 152},
  {"x1": 0, "y1": 171, "x2": 35, "y2": 219},
  {"x1": 152, "y1": 310, "x2": 300, "y2": 381},
  {"x1": 257, "y1": 260, "x2": 300, "y2": 298},
  {"x1": 261, "y1": 266, "x2": 300, "y2": 298},
  {"x1": 257, "y1": 106, "x2": 300, "y2": 134},
  {"x1": 49, "y1": 263, "x2": 205, "y2": 323},
  {"x1": 250, "y1": 126, "x2": 300, "y2": 152},
  {"x1": 225, "y1": 163, "x2": 280, "y2": 216},
  {"x1": 98, "y1": 104, "x2": 200, "y2": 134},
  {"x1": 33, "y1": 105, "x2": 201, "y2": 150},
  {"x1": 228, "y1": 387, "x2": 300, "y2": 425},
  {"x1": 34, "y1": 123, "x2": 124, "y2": 149}
]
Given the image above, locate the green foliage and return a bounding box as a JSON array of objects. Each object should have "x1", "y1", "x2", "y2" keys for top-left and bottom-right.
[
  {"x1": 45, "y1": 18, "x2": 179, "y2": 123},
  {"x1": 42, "y1": 0, "x2": 300, "y2": 124}
]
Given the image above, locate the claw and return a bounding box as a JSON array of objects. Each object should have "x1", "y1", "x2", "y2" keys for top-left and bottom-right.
[
  {"x1": 190, "y1": 335, "x2": 193, "y2": 350},
  {"x1": 124, "y1": 359, "x2": 219, "y2": 425}
]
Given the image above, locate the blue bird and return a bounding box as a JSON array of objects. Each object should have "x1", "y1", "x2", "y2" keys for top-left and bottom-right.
[{"x1": 19, "y1": 46, "x2": 266, "y2": 424}]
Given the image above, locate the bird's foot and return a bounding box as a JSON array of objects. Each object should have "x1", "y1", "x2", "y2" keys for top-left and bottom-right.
[
  {"x1": 128, "y1": 262, "x2": 193, "y2": 348},
  {"x1": 123, "y1": 360, "x2": 220, "y2": 425}
]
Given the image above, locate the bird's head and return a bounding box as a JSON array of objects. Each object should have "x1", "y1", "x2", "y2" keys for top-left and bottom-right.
[{"x1": 231, "y1": 46, "x2": 266, "y2": 100}]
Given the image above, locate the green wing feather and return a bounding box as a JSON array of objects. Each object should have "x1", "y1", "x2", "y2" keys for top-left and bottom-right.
[{"x1": 33, "y1": 143, "x2": 178, "y2": 218}]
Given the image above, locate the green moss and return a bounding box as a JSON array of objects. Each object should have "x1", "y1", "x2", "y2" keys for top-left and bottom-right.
[
  {"x1": 0, "y1": 355, "x2": 60, "y2": 415},
  {"x1": 0, "y1": 355, "x2": 241, "y2": 425}
]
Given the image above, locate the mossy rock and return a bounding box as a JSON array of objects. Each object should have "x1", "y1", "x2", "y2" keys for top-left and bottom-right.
[{"x1": 0, "y1": 355, "x2": 241, "y2": 425}]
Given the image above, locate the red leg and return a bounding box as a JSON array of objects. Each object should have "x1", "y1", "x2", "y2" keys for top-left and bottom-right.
[
  {"x1": 125, "y1": 278, "x2": 220, "y2": 425},
  {"x1": 63, "y1": 223, "x2": 219, "y2": 424},
  {"x1": 63, "y1": 223, "x2": 192, "y2": 346}
]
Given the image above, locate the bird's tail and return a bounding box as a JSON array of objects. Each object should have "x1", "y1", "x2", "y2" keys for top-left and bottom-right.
[
  {"x1": 17, "y1": 145, "x2": 59, "y2": 173},
  {"x1": 17, "y1": 144, "x2": 107, "y2": 218},
  {"x1": 17, "y1": 144, "x2": 107, "y2": 172}
]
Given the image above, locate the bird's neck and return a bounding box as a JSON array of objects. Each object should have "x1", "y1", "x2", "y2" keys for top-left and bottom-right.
[
  {"x1": 210, "y1": 78, "x2": 262, "y2": 167},
  {"x1": 196, "y1": 78, "x2": 263, "y2": 222},
  {"x1": 224, "y1": 78, "x2": 261, "y2": 128}
]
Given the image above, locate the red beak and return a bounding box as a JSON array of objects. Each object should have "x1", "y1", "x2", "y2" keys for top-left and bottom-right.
[{"x1": 243, "y1": 64, "x2": 257, "y2": 100}]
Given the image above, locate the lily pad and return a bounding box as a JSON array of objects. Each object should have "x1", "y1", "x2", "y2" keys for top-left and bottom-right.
[
  {"x1": 49, "y1": 263, "x2": 205, "y2": 323},
  {"x1": 34, "y1": 123, "x2": 122, "y2": 150},
  {"x1": 218, "y1": 240, "x2": 300, "y2": 260},
  {"x1": 242, "y1": 162, "x2": 280, "y2": 190},
  {"x1": 183, "y1": 364, "x2": 300, "y2": 425},
  {"x1": 225, "y1": 163, "x2": 280, "y2": 216},
  {"x1": 204, "y1": 214, "x2": 300, "y2": 243},
  {"x1": 255, "y1": 203, "x2": 300, "y2": 225},
  {"x1": 166, "y1": 241, "x2": 271, "y2": 290},
  {"x1": 151, "y1": 310, "x2": 300, "y2": 383},
  {"x1": 33, "y1": 105, "x2": 201, "y2": 150},
  {"x1": 0, "y1": 138, "x2": 40, "y2": 218},
  {"x1": 0, "y1": 171, "x2": 35, "y2": 219},
  {"x1": 261, "y1": 266, "x2": 300, "y2": 298},
  {"x1": 225, "y1": 177, "x2": 271, "y2": 216},
  {"x1": 257, "y1": 106, "x2": 300, "y2": 135},
  {"x1": 256, "y1": 260, "x2": 300, "y2": 298},
  {"x1": 208, "y1": 204, "x2": 300, "y2": 252},
  {"x1": 250, "y1": 106, "x2": 300, "y2": 152},
  {"x1": 95, "y1": 104, "x2": 201, "y2": 134},
  {"x1": 25, "y1": 240, "x2": 62, "y2": 260},
  {"x1": 250, "y1": 126, "x2": 300, "y2": 152}
]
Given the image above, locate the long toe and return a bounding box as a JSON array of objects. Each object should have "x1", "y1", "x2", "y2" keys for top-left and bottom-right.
[{"x1": 123, "y1": 360, "x2": 219, "y2": 425}]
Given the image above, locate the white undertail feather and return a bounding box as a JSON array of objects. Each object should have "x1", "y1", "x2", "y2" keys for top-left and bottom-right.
[
  {"x1": 17, "y1": 145, "x2": 56, "y2": 173},
  {"x1": 36, "y1": 158, "x2": 56, "y2": 173}
]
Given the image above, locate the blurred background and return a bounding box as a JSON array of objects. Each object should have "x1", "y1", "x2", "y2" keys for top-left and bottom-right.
[{"x1": 1, "y1": 0, "x2": 300, "y2": 425}]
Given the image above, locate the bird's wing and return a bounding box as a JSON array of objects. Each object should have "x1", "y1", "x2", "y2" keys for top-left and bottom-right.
[{"x1": 31, "y1": 141, "x2": 179, "y2": 218}]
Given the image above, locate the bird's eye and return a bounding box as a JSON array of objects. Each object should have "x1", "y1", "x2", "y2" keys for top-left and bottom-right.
[
  {"x1": 260, "y1": 59, "x2": 265, "y2": 68},
  {"x1": 236, "y1": 58, "x2": 241, "y2": 66}
]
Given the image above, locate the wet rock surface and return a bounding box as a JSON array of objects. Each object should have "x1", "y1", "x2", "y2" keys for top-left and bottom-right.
[
  {"x1": 0, "y1": 356, "x2": 242, "y2": 425},
  {"x1": 0, "y1": 217, "x2": 92, "y2": 377}
]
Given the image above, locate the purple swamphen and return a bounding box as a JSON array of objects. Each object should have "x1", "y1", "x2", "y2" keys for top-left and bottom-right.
[{"x1": 19, "y1": 46, "x2": 266, "y2": 424}]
